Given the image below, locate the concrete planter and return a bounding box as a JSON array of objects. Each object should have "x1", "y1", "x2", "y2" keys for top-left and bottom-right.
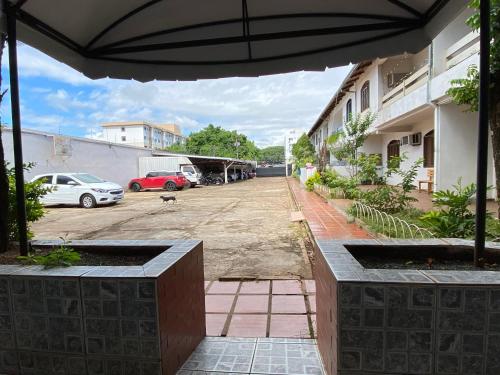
[
  {"x1": 315, "y1": 239, "x2": 500, "y2": 375},
  {"x1": 0, "y1": 239, "x2": 205, "y2": 375}
]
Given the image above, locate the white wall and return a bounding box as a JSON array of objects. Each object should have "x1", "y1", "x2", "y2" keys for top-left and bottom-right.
[
  {"x1": 432, "y1": 8, "x2": 474, "y2": 76},
  {"x1": 380, "y1": 117, "x2": 434, "y2": 185},
  {"x1": 435, "y1": 104, "x2": 496, "y2": 197},
  {"x1": 2, "y1": 128, "x2": 153, "y2": 187},
  {"x1": 103, "y1": 126, "x2": 146, "y2": 148}
]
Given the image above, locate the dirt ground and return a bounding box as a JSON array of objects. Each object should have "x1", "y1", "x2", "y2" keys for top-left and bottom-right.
[{"x1": 31, "y1": 177, "x2": 312, "y2": 280}]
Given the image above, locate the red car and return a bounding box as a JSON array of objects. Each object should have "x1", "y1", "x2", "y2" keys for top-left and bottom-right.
[{"x1": 129, "y1": 171, "x2": 187, "y2": 192}]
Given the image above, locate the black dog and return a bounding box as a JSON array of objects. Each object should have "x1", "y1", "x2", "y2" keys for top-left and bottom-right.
[{"x1": 160, "y1": 195, "x2": 177, "y2": 204}]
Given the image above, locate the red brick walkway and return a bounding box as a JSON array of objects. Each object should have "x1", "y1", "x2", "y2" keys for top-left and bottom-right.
[{"x1": 288, "y1": 177, "x2": 372, "y2": 240}]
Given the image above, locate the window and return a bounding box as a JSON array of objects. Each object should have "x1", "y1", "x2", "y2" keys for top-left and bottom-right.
[
  {"x1": 121, "y1": 136, "x2": 126, "y2": 141},
  {"x1": 121, "y1": 127, "x2": 125, "y2": 132},
  {"x1": 423, "y1": 130, "x2": 434, "y2": 168},
  {"x1": 34, "y1": 175, "x2": 53, "y2": 184},
  {"x1": 346, "y1": 99, "x2": 352, "y2": 121},
  {"x1": 146, "y1": 172, "x2": 159, "y2": 178},
  {"x1": 360, "y1": 81, "x2": 370, "y2": 112},
  {"x1": 387, "y1": 140, "x2": 400, "y2": 167},
  {"x1": 56, "y1": 175, "x2": 77, "y2": 185}
]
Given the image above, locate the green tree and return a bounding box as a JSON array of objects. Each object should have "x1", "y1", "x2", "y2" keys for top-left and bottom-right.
[
  {"x1": 165, "y1": 124, "x2": 259, "y2": 160},
  {"x1": 446, "y1": 0, "x2": 500, "y2": 209},
  {"x1": 258, "y1": 146, "x2": 285, "y2": 164},
  {"x1": 7, "y1": 163, "x2": 51, "y2": 241},
  {"x1": 292, "y1": 133, "x2": 316, "y2": 167},
  {"x1": 162, "y1": 142, "x2": 188, "y2": 153},
  {"x1": 327, "y1": 112, "x2": 376, "y2": 178}
]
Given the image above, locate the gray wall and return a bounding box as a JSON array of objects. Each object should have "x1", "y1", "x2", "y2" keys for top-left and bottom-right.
[{"x1": 2, "y1": 128, "x2": 153, "y2": 187}]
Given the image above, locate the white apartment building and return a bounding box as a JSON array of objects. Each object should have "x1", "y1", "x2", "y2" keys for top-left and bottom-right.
[
  {"x1": 285, "y1": 129, "x2": 300, "y2": 164},
  {"x1": 101, "y1": 122, "x2": 185, "y2": 150},
  {"x1": 308, "y1": 7, "x2": 495, "y2": 196}
]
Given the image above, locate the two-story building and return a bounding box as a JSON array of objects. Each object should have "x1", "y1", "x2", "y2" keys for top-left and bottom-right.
[
  {"x1": 308, "y1": 7, "x2": 495, "y2": 196},
  {"x1": 100, "y1": 122, "x2": 185, "y2": 150}
]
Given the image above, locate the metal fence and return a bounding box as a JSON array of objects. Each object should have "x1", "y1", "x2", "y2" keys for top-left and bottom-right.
[
  {"x1": 313, "y1": 183, "x2": 346, "y2": 199},
  {"x1": 351, "y1": 201, "x2": 435, "y2": 239}
]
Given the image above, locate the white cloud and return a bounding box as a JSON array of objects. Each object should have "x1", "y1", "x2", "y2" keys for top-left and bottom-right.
[{"x1": 4, "y1": 45, "x2": 351, "y2": 147}]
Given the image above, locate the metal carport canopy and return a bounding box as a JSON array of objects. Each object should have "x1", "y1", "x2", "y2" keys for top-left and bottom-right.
[
  {"x1": 152, "y1": 151, "x2": 252, "y2": 166},
  {"x1": 0, "y1": 0, "x2": 490, "y2": 266}
]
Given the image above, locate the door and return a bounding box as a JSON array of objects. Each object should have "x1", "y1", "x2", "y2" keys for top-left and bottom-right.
[
  {"x1": 144, "y1": 172, "x2": 162, "y2": 188},
  {"x1": 54, "y1": 174, "x2": 81, "y2": 203},
  {"x1": 33, "y1": 175, "x2": 55, "y2": 204}
]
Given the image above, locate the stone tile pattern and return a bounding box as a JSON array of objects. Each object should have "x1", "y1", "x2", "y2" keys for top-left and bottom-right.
[
  {"x1": 180, "y1": 337, "x2": 324, "y2": 375},
  {"x1": 0, "y1": 239, "x2": 204, "y2": 375},
  {"x1": 316, "y1": 239, "x2": 500, "y2": 375},
  {"x1": 82, "y1": 278, "x2": 161, "y2": 374}
]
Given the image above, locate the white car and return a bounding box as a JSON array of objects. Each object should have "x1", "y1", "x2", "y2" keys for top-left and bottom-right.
[
  {"x1": 31, "y1": 173, "x2": 124, "y2": 208},
  {"x1": 183, "y1": 171, "x2": 200, "y2": 187}
]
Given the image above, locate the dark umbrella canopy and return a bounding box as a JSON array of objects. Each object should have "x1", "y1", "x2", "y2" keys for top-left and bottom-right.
[{"x1": 3, "y1": 0, "x2": 468, "y2": 81}]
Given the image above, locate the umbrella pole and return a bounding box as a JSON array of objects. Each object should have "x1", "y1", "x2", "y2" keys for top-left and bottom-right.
[
  {"x1": 474, "y1": 0, "x2": 491, "y2": 267},
  {"x1": 6, "y1": 5, "x2": 28, "y2": 256}
]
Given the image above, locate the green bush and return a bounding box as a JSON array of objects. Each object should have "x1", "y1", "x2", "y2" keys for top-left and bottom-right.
[
  {"x1": 320, "y1": 169, "x2": 339, "y2": 187},
  {"x1": 305, "y1": 172, "x2": 322, "y2": 191},
  {"x1": 18, "y1": 239, "x2": 81, "y2": 268},
  {"x1": 358, "y1": 154, "x2": 381, "y2": 185},
  {"x1": 420, "y1": 179, "x2": 477, "y2": 238},
  {"x1": 7, "y1": 162, "x2": 51, "y2": 241},
  {"x1": 359, "y1": 154, "x2": 421, "y2": 213}
]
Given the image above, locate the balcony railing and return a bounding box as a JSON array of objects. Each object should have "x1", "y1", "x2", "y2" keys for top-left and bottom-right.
[
  {"x1": 446, "y1": 31, "x2": 480, "y2": 69},
  {"x1": 381, "y1": 64, "x2": 429, "y2": 107}
]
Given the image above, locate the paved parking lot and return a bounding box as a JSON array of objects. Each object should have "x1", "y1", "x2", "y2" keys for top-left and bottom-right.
[{"x1": 32, "y1": 177, "x2": 312, "y2": 280}]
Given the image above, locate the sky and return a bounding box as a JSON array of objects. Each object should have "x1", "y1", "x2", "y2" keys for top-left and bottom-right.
[{"x1": 0, "y1": 43, "x2": 351, "y2": 148}]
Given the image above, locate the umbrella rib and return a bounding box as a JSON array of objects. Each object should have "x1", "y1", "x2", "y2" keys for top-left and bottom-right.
[
  {"x1": 14, "y1": 7, "x2": 83, "y2": 53},
  {"x1": 84, "y1": 0, "x2": 163, "y2": 50},
  {"x1": 242, "y1": 0, "x2": 252, "y2": 60},
  {"x1": 91, "y1": 27, "x2": 418, "y2": 66},
  {"x1": 423, "y1": 0, "x2": 450, "y2": 22},
  {"x1": 89, "y1": 13, "x2": 418, "y2": 52},
  {"x1": 385, "y1": 0, "x2": 422, "y2": 18},
  {"x1": 91, "y1": 21, "x2": 418, "y2": 56}
]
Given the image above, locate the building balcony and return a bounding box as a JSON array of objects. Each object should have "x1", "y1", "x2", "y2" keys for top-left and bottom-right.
[
  {"x1": 373, "y1": 64, "x2": 430, "y2": 129},
  {"x1": 430, "y1": 31, "x2": 479, "y2": 102}
]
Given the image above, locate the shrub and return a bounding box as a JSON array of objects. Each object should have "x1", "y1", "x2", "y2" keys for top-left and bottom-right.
[
  {"x1": 320, "y1": 169, "x2": 339, "y2": 187},
  {"x1": 358, "y1": 154, "x2": 381, "y2": 185},
  {"x1": 18, "y1": 239, "x2": 80, "y2": 268},
  {"x1": 419, "y1": 179, "x2": 477, "y2": 238},
  {"x1": 305, "y1": 172, "x2": 322, "y2": 191},
  {"x1": 7, "y1": 162, "x2": 51, "y2": 241}
]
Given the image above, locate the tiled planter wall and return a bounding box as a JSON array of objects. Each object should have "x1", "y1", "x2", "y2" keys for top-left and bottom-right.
[
  {"x1": 0, "y1": 240, "x2": 205, "y2": 375},
  {"x1": 315, "y1": 239, "x2": 500, "y2": 375}
]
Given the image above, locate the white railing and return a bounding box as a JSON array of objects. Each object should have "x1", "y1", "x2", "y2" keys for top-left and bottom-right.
[
  {"x1": 382, "y1": 64, "x2": 430, "y2": 106},
  {"x1": 351, "y1": 201, "x2": 435, "y2": 239},
  {"x1": 446, "y1": 31, "x2": 480, "y2": 69},
  {"x1": 314, "y1": 183, "x2": 345, "y2": 199}
]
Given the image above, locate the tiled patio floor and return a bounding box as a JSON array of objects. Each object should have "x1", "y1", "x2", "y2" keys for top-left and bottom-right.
[
  {"x1": 288, "y1": 178, "x2": 373, "y2": 240},
  {"x1": 205, "y1": 280, "x2": 316, "y2": 339},
  {"x1": 178, "y1": 337, "x2": 324, "y2": 375}
]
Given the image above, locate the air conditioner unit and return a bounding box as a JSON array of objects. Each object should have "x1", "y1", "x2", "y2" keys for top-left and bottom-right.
[
  {"x1": 411, "y1": 132, "x2": 422, "y2": 146},
  {"x1": 387, "y1": 72, "x2": 408, "y2": 88},
  {"x1": 401, "y1": 136, "x2": 409, "y2": 146}
]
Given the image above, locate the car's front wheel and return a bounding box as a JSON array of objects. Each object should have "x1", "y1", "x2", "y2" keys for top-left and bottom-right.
[
  {"x1": 80, "y1": 194, "x2": 97, "y2": 209},
  {"x1": 165, "y1": 181, "x2": 176, "y2": 191},
  {"x1": 130, "y1": 182, "x2": 141, "y2": 192}
]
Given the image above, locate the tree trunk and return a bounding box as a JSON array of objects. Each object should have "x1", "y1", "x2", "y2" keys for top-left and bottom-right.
[
  {"x1": 0, "y1": 33, "x2": 9, "y2": 253},
  {"x1": 491, "y1": 72, "x2": 500, "y2": 219}
]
